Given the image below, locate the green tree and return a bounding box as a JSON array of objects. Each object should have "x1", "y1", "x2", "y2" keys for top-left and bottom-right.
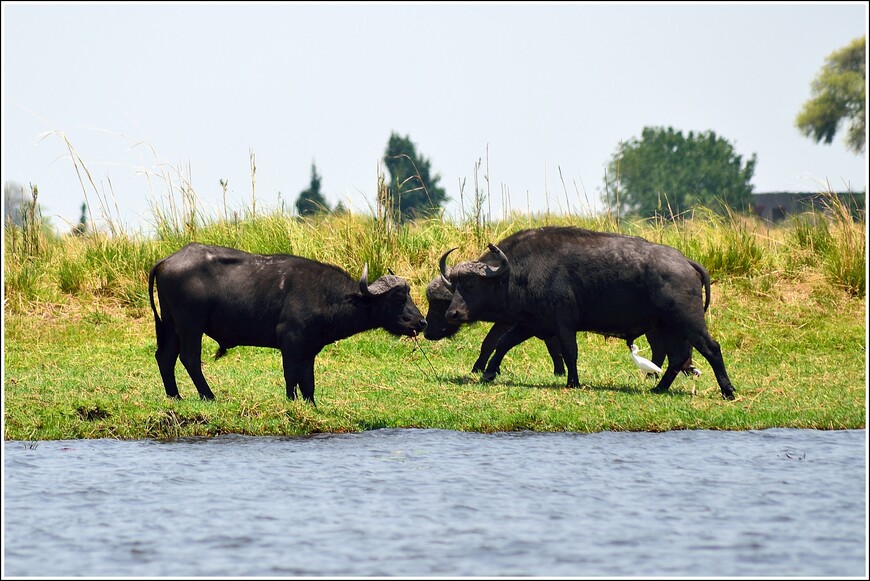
[
  {"x1": 383, "y1": 132, "x2": 448, "y2": 220},
  {"x1": 4, "y1": 182, "x2": 53, "y2": 254},
  {"x1": 795, "y1": 36, "x2": 866, "y2": 155},
  {"x1": 4, "y1": 181, "x2": 27, "y2": 227},
  {"x1": 295, "y1": 162, "x2": 330, "y2": 216},
  {"x1": 603, "y1": 126, "x2": 757, "y2": 218},
  {"x1": 332, "y1": 200, "x2": 349, "y2": 215},
  {"x1": 72, "y1": 201, "x2": 88, "y2": 236}
]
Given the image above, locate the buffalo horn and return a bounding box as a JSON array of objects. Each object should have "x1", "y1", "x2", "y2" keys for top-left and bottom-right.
[
  {"x1": 484, "y1": 243, "x2": 510, "y2": 278},
  {"x1": 439, "y1": 247, "x2": 458, "y2": 291},
  {"x1": 359, "y1": 263, "x2": 375, "y2": 297}
]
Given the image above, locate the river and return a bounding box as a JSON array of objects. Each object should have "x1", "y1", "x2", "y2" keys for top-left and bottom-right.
[{"x1": 3, "y1": 428, "x2": 866, "y2": 577}]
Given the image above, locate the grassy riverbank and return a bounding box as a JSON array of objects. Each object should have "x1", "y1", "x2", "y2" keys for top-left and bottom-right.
[{"x1": 3, "y1": 203, "x2": 866, "y2": 440}]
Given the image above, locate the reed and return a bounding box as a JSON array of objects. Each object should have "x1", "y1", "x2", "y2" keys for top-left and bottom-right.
[
  {"x1": 3, "y1": 144, "x2": 865, "y2": 440},
  {"x1": 5, "y1": 195, "x2": 865, "y2": 440},
  {"x1": 4, "y1": 193, "x2": 864, "y2": 311}
]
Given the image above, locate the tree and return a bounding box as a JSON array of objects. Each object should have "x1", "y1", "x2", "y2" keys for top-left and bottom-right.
[
  {"x1": 4, "y1": 181, "x2": 53, "y2": 253},
  {"x1": 72, "y1": 202, "x2": 89, "y2": 236},
  {"x1": 602, "y1": 126, "x2": 757, "y2": 218},
  {"x1": 295, "y1": 162, "x2": 330, "y2": 216},
  {"x1": 383, "y1": 132, "x2": 448, "y2": 220},
  {"x1": 795, "y1": 36, "x2": 866, "y2": 155},
  {"x1": 332, "y1": 200, "x2": 349, "y2": 215},
  {"x1": 4, "y1": 181, "x2": 48, "y2": 230},
  {"x1": 4, "y1": 181, "x2": 27, "y2": 227}
]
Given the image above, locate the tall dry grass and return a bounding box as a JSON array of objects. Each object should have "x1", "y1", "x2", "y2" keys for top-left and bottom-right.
[{"x1": 4, "y1": 137, "x2": 865, "y2": 314}]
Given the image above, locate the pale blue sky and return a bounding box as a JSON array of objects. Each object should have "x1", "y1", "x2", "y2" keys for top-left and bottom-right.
[{"x1": 2, "y1": 2, "x2": 867, "y2": 234}]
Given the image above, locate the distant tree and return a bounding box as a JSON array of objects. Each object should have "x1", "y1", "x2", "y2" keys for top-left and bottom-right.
[
  {"x1": 795, "y1": 36, "x2": 866, "y2": 155},
  {"x1": 603, "y1": 126, "x2": 756, "y2": 218},
  {"x1": 72, "y1": 202, "x2": 88, "y2": 236},
  {"x1": 4, "y1": 181, "x2": 27, "y2": 227},
  {"x1": 4, "y1": 182, "x2": 53, "y2": 253},
  {"x1": 332, "y1": 200, "x2": 349, "y2": 215},
  {"x1": 295, "y1": 162, "x2": 330, "y2": 216},
  {"x1": 383, "y1": 132, "x2": 448, "y2": 220}
]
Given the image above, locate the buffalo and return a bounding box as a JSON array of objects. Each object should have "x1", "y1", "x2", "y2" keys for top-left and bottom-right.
[
  {"x1": 425, "y1": 275, "x2": 566, "y2": 376},
  {"x1": 439, "y1": 226, "x2": 736, "y2": 399},
  {"x1": 425, "y1": 274, "x2": 702, "y2": 379},
  {"x1": 148, "y1": 243, "x2": 427, "y2": 404}
]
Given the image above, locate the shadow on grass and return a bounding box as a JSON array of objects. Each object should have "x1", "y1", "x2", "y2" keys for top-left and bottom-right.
[{"x1": 436, "y1": 373, "x2": 701, "y2": 397}]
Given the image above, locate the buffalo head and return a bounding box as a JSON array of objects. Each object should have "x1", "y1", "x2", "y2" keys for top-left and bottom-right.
[
  {"x1": 359, "y1": 264, "x2": 427, "y2": 337},
  {"x1": 439, "y1": 244, "x2": 511, "y2": 325},
  {"x1": 423, "y1": 276, "x2": 462, "y2": 340}
]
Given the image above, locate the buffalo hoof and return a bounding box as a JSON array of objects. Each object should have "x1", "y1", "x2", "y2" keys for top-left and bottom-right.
[
  {"x1": 198, "y1": 393, "x2": 216, "y2": 401},
  {"x1": 650, "y1": 386, "x2": 670, "y2": 394},
  {"x1": 481, "y1": 371, "x2": 498, "y2": 383},
  {"x1": 722, "y1": 390, "x2": 736, "y2": 401},
  {"x1": 554, "y1": 369, "x2": 566, "y2": 376},
  {"x1": 471, "y1": 365, "x2": 484, "y2": 374}
]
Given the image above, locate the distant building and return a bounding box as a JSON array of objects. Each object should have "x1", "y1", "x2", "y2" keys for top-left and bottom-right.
[{"x1": 753, "y1": 192, "x2": 865, "y2": 222}]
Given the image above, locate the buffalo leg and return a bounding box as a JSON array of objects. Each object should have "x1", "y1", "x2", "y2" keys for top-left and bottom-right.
[
  {"x1": 298, "y1": 358, "x2": 317, "y2": 406},
  {"x1": 473, "y1": 322, "x2": 512, "y2": 373},
  {"x1": 650, "y1": 328, "x2": 692, "y2": 395},
  {"x1": 645, "y1": 327, "x2": 667, "y2": 370},
  {"x1": 646, "y1": 326, "x2": 699, "y2": 377},
  {"x1": 543, "y1": 336, "x2": 565, "y2": 376},
  {"x1": 178, "y1": 333, "x2": 216, "y2": 400},
  {"x1": 155, "y1": 330, "x2": 182, "y2": 399},
  {"x1": 476, "y1": 323, "x2": 565, "y2": 377},
  {"x1": 281, "y1": 351, "x2": 301, "y2": 400},
  {"x1": 677, "y1": 345, "x2": 701, "y2": 377},
  {"x1": 481, "y1": 325, "x2": 535, "y2": 383},
  {"x1": 555, "y1": 327, "x2": 580, "y2": 388},
  {"x1": 688, "y1": 331, "x2": 736, "y2": 400}
]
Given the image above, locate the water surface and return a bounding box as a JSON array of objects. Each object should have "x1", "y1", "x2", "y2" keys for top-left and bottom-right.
[{"x1": 4, "y1": 428, "x2": 866, "y2": 577}]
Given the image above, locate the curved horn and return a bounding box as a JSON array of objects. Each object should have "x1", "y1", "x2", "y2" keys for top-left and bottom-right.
[
  {"x1": 484, "y1": 243, "x2": 510, "y2": 278},
  {"x1": 439, "y1": 247, "x2": 458, "y2": 291},
  {"x1": 359, "y1": 263, "x2": 375, "y2": 297}
]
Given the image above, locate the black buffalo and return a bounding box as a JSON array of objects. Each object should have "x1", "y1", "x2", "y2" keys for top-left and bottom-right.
[
  {"x1": 424, "y1": 228, "x2": 707, "y2": 377},
  {"x1": 439, "y1": 226, "x2": 736, "y2": 399},
  {"x1": 425, "y1": 275, "x2": 566, "y2": 376},
  {"x1": 425, "y1": 275, "x2": 702, "y2": 379},
  {"x1": 148, "y1": 243, "x2": 427, "y2": 404}
]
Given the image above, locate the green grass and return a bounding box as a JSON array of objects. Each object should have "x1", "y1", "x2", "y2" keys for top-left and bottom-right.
[{"x1": 3, "y1": 196, "x2": 866, "y2": 440}]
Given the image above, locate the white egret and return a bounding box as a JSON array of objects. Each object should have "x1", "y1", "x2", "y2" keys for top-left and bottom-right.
[{"x1": 629, "y1": 344, "x2": 662, "y2": 378}]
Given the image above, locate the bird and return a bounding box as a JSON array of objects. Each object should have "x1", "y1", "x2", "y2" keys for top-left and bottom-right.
[{"x1": 629, "y1": 343, "x2": 663, "y2": 378}]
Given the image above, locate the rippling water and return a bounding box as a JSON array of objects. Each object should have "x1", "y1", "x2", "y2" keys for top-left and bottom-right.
[{"x1": 3, "y1": 428, "x2": 866, "y2": 577}]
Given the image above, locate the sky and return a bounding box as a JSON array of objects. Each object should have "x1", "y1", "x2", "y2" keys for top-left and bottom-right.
[{"x1": 2, "y1": 2, "x2": 868, "y2": 235}]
